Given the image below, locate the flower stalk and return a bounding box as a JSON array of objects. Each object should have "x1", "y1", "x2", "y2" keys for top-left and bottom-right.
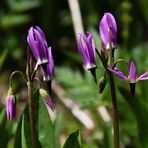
[
  {"x1": 26, "y1": 49, "x2": 37, "y2": 148},
  {"x1": 108, "y1": 27, "x2": 120, "y2": 148},
  {"x1": 99, "y1": 13, "x2": 120, "y2": 148},
  {"x1": 108, "y1": 73, "x2": 120, "y2": 148},
  {"x1": 27, "y1": 81, "x2": 37, "y2": 148}
]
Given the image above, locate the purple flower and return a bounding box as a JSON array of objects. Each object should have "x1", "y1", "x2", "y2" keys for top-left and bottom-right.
[
  {"x1": 78, "y1": 33, "x2": 96, "y2": 70},
  {"x1": 99, "y1": 13, "x2": 117, "y2": 49},
  {"x1": 41, "y1": 47, "x2": 54, "y2": 81},
  {"x1": 108, "y1": 61, "x2": 148, "y2": 83},
  {"x1": 27, "y1": 26, "x2": 48, "y2": 65},
  {"x1": 39, "y1": 89, "x2": 55, "y2": 111},
  {"x1": 45, "y1": 97, "x2": 55, "y2": 111},
  {"x1": 6, "y1": 95, "x2": 16, "y2": 121}
]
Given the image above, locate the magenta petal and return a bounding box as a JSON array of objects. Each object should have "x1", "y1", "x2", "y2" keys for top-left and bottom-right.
[
  {"x1": 36, "y1": 26, "x2": 46, "y2": 41},
  {"x1": 99, "y1": 13, "x2": 117, "y2": 49},
  {"x1": 108, "y1": 68, "x2": 128, "y2": 81},
  {"x1": 46, "y1": 97, "x2": 55, "y2": 111},
  {"x1": 78, "y1": 34, "x2": 89, "y2": 65},
  {"x1": 33, "y1": 30, "x2": 48, "y2": 62},
  {"x1": 77, "y1": 33, "x2": 96, "y2": 69},
  {"x1": 6, "y1": 96, "x2": 16, "y2": 121},
  {"x1": 137, "y1": 72, "x2": 148, "y2": 81},
  {"x1": 41, "y1": 47, "x2": 54, "y2": 81},
  {"x1": 27, "y1": 27, "x2": 41, "y2": 63},
  {"x1": 129, "y1": 61, "x2": 136, "y2": 81},
  {"x1": 27, "y1": 26, "x2": 49, "y2": 65}
]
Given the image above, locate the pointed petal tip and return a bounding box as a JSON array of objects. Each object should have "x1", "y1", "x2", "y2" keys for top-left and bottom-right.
[{"x1": 129, "y1": 61, "x2": 136, "y2": 80}]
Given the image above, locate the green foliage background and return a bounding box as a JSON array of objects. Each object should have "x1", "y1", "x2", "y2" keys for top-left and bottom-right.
[{"x1": 0, "y1": 0, "x2": 148, "y2": 147}]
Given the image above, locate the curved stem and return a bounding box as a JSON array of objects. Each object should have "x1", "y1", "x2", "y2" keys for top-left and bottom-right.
[
  {"x1": 9, "y1": 70, "x2": 27, "y2": 87},
  {"x1": 113, "y1": 59, "x2": 129, "y2": 69}
]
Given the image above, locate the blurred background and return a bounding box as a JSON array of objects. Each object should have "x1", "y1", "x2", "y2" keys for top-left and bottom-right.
[{"x1": 0, "y1": 0, "x2": 148, "y2": 147}]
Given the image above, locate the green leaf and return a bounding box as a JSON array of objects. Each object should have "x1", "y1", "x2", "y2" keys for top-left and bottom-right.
[
  {"x1": 63, "y1": 130, "x2": 81, "y2": 148},
  {"x1": 53, "y1": 114, "x2": 63, "y2": 148},
  {"x1": 0, "y1": 109, "x2": 9, "y2": 148},
  {"x1": 1, "y1": 15, "x2": 31, "y2": 29},
  {"x1": 21, "y1": 105, "x2": 32, "y2": 148},
  {"x1": 20, "y1": 90, "x2": 55, "y2": 148},
  {"x1": 14, "y1": 116, "x2": 22, "y2": 148},
  {"x1": 7, "y1": 0, "x2": 41, "y2": 12},
  {"x1": 0, "y1": 49, "x2": 8, "y2": 71},
  {"x1": 34, "y1": 91, "x2": 54, "y2": 148}
]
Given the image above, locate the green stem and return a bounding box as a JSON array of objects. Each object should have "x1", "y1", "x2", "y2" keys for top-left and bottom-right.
[
  {"x1": 27, "y1": 81, "x2": 37, "y2": 148},
  {"x1": 96, "y1": 48, "x2": 120, "y2": 148},
  {"x1": 108, "y1": 74, "x2": 120, "y2": 148},
  {"x1": 108, "y1": 27, "x2": 120, "y2": 148}
]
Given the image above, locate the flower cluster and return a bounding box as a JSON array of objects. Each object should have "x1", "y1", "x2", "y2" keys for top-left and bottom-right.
[
  {"x1": 27, "y1": 26, "x2": 55, "y2": 109},
  {"x1": 77, "y1": 12, "x2": 148, "y2": 95},
  {"x1": 27, "y1": 26, "x2": 54, "y2": 81},
  {"x1": 6, "y1": 26, "x2": 55, "y2": 121}
]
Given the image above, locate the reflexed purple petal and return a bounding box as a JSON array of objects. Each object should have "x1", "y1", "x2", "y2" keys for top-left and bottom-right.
[
  {"x1": 129, "y1": 61, "x2": 136, "y2": 81},
  {"x1": 36, "y1": 26, "x2": 46, "y2": 41},
  {"x1": 81, "y1": 33, "x2": 96, "y2": 64},
  {"x1": 108, "y1": 68, "x2": 128, "y2": 81},
  {"x1": 99, "y1": 13, "x2": 117, "y2": 49},
  {"x1": 41, "y1": 47, "x2": 54, "y2": 81},
  {"x1": 33, "y1": 29, "x2": 48, "y2": 64},
  {"x1": 46, "y1": 97, "x2": 55, "y2": 111},
  {"x1": 78, "y1": 34, "x2": 90, "y2": 65},
  {"x1": 6, "y1": 96, "x2": 16, "y2": 121},
  {"x1": 78, "y1": 33, "x2": 96, "y2": 69},
  {"x1": 27, "y1": 27, "x2": 41, "y2": 63},
  {"x1": 137, "y1": 72, "x2": 148, "y2": 81},
  {"x1": 27, "y1": 26, "x2": 49, "y2": 65}
]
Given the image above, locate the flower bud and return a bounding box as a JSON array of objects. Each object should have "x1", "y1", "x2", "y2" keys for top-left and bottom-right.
[
  {"x1": 99, "y1": 76, "x2": 106, "y2": 93},
  {"x1": 27, "y1": 26, "x2": 48, "y2": 65},
  {"x1": 99, "y1": 13, "x2": 117, "y2": 49},
  {"x1": 6, "y1": 87, "x2": 16, "y2": 121},
  {"x1": 39, "y1": 88, "x2": 55, "y2": 111},
  {"x1": 78, "y1": 33, "x2": 96, "y2": 70}
]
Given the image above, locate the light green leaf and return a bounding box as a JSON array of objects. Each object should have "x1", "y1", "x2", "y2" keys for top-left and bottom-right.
[
  {"x1": 21, "y1": 106, "x2": 32, "y2": 148},
  {"x1": 1, "y1": 15, "x2": 31, "y2": 29},
  {"x1": 7, "y1": 0, "x2": 41, "y2": 12},
  {"x1": 0, "y1": 49, "x2": 8, "y2": 70},
  {"x1": 34, "y1": 90, "x2": 54, "y2": 148},
  {"x1": 63, "y1": 130, "x2": 81, "y2": 148},
  {"x1": 20, "y1": 90, "x2": 55, "y2": 148}
]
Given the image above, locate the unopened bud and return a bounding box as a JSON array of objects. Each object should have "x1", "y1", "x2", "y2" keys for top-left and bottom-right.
[
  {"x1": 99, "y1": 76, "x2": 106, "y2": 93},
  {"x1": 6, "y1": 87, "x2": 16, "y2": 121},
  {"x1": 39, "y1": 88, "x2": 55, "y2": 111}
]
